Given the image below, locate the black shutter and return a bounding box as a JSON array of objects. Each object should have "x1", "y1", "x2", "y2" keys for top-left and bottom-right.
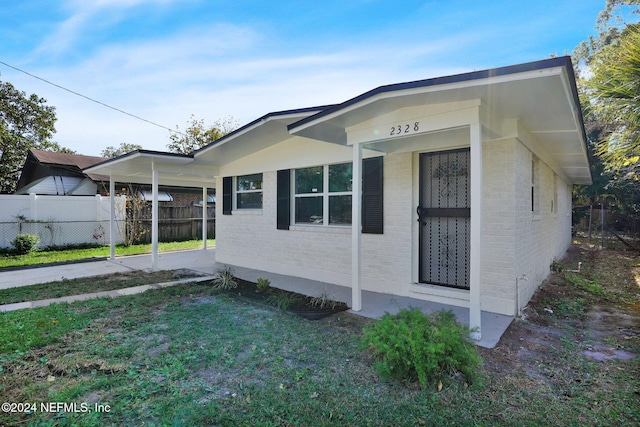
[
  {"x1": 362, "y1": 156, "x2": 383, "y2": 234},
  {"x1": 277, "y1": 169, "x2": 291, "y2": 230},
  {"x1": 222, "y1": 176, "x2": 232, "y2": 215}
]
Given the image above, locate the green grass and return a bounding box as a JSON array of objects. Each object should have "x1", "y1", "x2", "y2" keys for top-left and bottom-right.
[
  {"x1": 0, "y1": 241, "x2": 638, "y2": 426},
  {"x1": 0, "y1": 270, "x2": 184, "y2": 305},
  {"x1": 0, "y1": 239, "x2": 215, "y2": 269},
  {"x1": 0, "y1": 280, "x2": 637, "y2": 426}
]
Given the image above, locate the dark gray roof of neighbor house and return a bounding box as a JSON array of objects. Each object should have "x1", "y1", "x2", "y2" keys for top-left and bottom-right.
[{"x1": 30, "y1": 149, "x2": 110, "y2": 181}]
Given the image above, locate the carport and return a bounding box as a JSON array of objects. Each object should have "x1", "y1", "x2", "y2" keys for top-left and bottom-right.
[{"x1": 84, "y1": 150, "x2": 216, "y2": 271}]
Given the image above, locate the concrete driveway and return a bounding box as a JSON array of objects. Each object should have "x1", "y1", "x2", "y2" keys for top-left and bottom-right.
[{"x1": 0, "y1": 248, "x2": 217, "y2": 290}]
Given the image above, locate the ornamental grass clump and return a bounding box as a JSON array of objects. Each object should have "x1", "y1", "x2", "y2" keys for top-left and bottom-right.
[
  {"x1": 211, "y1": 266, "x2": 238, "y2": 290},
  {"x1": 361, "y1": 308, "x2": 482, "y2": 388}
]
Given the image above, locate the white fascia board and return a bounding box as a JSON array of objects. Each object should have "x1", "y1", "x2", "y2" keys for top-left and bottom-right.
[
  {"x1": 290, "y1": 67, "x2": 565, "y2": 135},
  {"x1": 194, "y1": 111, "x2": 318, "y2": 160}
]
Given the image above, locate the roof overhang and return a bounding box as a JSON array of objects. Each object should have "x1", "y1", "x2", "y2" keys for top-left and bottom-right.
[
  {"x1": 84, "y1": 107, "x2": 330, "y2": 188},
  {"x1": 288, "y1": 56, "x2": 592, "y2": 185},
  {"x1": 84, "y1": 150, "x2": 215, "y2": 188},
  {"x1": 192, "y1": 106, "x2": 331, "y2": 166}
]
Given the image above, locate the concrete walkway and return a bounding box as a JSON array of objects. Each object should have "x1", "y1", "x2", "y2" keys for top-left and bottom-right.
[
  {"x1": 0, "y1": 248, "x2": 513, "y2": 348},
  {"x1": 0, "y1": 276, "x2": 213, "y2": 312},
  {"x1": 0, "y1": 248, "x2": 217, "y2": 290}
]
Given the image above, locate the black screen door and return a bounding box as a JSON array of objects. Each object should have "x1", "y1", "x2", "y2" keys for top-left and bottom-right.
[{"x1": 418, "y1": 149, "x2": 470, "y2": 289}]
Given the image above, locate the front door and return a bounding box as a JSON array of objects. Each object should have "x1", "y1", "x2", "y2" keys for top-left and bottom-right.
[{"x1": 418, "y1": 149, "x2": 470, "y2": 289}]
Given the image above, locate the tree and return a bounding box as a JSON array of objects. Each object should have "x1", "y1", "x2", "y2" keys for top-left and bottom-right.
[
  {"x1": 573, "y1": 0, "x2": 640, "y2": 69},
  {"x1": 0, "y1": 79, "x2": 70, "y2": 193},
  {"x1": 101, "y1": 142, "x2": 143, "y2": 158},
  {"x1": 167, "y1": 115, "x2": 238, "y2": 154},
  {"x1": 587, "y1": 24, "x2": 640, "y2": 183},
  {"x1": 570, "y1": 0, "x2": 640, "y2": 224}
]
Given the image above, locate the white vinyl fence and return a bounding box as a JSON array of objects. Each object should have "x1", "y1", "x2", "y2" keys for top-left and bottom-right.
[{"x1": 0, "y1": 194, "x2": 126, "y2": 249}]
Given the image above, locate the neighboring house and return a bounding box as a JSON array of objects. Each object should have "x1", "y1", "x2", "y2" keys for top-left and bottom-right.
[
  {"x1": 15, "y1": 149, "x2": 109, "y2": 195},
  {"x1": 16, "y1": 149, "x2": 215, "y2": 206},
  {"x1": 85, "y1": 57, "x2": 592, "y2": 337}
]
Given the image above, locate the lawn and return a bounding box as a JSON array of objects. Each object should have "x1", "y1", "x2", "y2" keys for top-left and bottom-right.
[
  {"x1": 0, "y1": 270, "x2": 194, "y2": 305},
  {"x1": 0, "y1": 239, "x2": 638, "y2": 426},
  {"x1": 0, "y1": 239, "x2": 215, "y2": 269}
]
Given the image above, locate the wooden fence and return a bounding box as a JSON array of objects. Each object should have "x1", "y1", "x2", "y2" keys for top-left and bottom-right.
[{"x1": 135, "y1": 205, "x2": 216, "y2": 243}]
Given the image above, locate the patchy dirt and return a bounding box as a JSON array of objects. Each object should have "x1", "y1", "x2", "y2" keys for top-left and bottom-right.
[{"x1": 480, "y1": 238, "x2": 640, "y2": 392}]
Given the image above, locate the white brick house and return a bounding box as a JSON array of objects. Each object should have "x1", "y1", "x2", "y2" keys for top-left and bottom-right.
[{"x1": 86, "y1": 57, "x2": 591, "y2": 339}]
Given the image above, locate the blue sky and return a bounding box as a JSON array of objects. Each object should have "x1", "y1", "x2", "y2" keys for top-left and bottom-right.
[{"x1": 0, "y1": 0, "x2": 609, "y2": 156}]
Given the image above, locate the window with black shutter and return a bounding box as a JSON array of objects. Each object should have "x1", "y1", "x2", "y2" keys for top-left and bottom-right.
[{"x1": 276, "y1": 157, "x2": 384, "y2": 232}]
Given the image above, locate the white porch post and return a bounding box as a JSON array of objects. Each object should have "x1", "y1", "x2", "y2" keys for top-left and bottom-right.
[
  {"x1": 202, "y1": 186, "x2": 208, "y2": 249},
  {"x1": 469, "y1": 122, "x2": 483, "y2": 340},
  {"x1": 151, "y1": 164, "x2": 159, "y2": 271},
  {"x1": 109, "y1": 175, "x2": 116, "y2": 260},
  {"x1": 351, "y1": 143, "x2": 363, "y2": 311}
]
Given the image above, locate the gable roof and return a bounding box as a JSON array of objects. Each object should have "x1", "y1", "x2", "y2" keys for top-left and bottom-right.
[
  {"x1": 85, "y1": 106, "x2": 332, "y2": 186},
  {"x1": 288, "y1": 56, "x2": 591, "y2": 185},
  {"x1": 85, "y1": 57, "x2": 591, "y2": 186}
]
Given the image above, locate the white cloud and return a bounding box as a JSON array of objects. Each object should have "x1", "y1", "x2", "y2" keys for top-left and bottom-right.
[{"x1": 20, "y1": 6, "x2": 489, "y2": 156}]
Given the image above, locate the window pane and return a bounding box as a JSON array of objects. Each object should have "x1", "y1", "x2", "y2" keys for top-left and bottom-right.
[
  {"x1": 295, "y1": 196, "x2": 323, "y2": 224},
  {"x1": 237, "y1": 192, "x2": 263, "y2": 209},
  {"x1": 237, "y1": 174, "x2": 263, "y2": 191},
  {"x1": 329, "y1": 163, "x2": 352, "y2": 192},
  {"x1": 295, "y1": 167, "x2": 323, "y2": 194},
  {"x1": 329, "y1": 195, "x2": 352, "y2": 225}
]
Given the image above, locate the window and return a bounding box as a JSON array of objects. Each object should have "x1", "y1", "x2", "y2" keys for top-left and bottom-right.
[
  {"x1": 294, "y1": 163, "x2": 352, "y2": 225},
  {"x1": 236, "y1": 173, "x2": 263, "y2": 209},
  {"x1": 276, "y1": 157, "x2": 383, "y2": 232},
  {"x1": 531, "y1": 157, "x2": 540, "y2": 215},
  {"x1": 552, "y1": 173, "x2": 558, "y2": 214}
]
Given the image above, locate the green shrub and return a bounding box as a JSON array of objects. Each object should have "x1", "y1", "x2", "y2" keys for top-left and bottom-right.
[
  {"x1": 256, "y1": 277, "x2": 271, "y2": 293},
  {"x1": 211, "y1": 266, "x2": 238, "y2": 290},
  {"x1": 309, "y1": 291, "x2": 339, "y2": 310},
  {"x1": 12, "y1": 234, "x2": 40, "y2": 255},
  {"x1": 361, "y1": 308, "x2": 482, "y2": 387},
  {"x1": 266, "y1": 290, "x2": 299, "y2": 310}
]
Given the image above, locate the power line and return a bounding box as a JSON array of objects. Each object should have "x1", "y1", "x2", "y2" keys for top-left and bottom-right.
[{"x1": 0, "y1": 60, "x2": 187, "y2": 138}]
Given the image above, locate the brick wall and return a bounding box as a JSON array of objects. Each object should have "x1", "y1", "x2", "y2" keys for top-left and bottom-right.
[{"x1": 215, "y1": 137, "x2": 573, "y2": 316}]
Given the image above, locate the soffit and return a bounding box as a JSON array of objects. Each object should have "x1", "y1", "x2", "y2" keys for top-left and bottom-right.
[{"x1": 289, "y1": 62, "x2": 591, "y2": 185}]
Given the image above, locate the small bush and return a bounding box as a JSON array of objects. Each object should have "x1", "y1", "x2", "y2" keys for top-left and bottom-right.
[
  {"x1": 12, "y1": 234, "x2": 40, "y2": 255},
  {"x1": 361, "y1": 308, "x2": 482, "y2": 387},
  {"x1": 211, "y1": 266, "x2": 238, "y2": 290}
]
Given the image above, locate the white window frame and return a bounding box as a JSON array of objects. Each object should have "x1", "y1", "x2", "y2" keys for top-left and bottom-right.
[
  {"x1": 532, "y1": 157, "x2": 540, "y2": 218},
  {"x1": 292, "y1": 163, "x2": 352, "y2": 227},
  {"x1": 235, "y1": 173, "x2": 263, "y2": 210}
]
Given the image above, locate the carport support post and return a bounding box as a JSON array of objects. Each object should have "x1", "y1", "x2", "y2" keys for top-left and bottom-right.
[
  {"x1": 202, "y1": 186, "x2": 208, "y2": 249},
  {"x1": 151, "y1": 164, "x2": 159, "y2": 271},
  {"x1": 109, "y1": 176, "x2": 115, "y2": 260},
  {"x1": 351, "y1": 142, "x2": 363, "y2": 311},
  {"x1": 469, "y1": 121, "x2": 482, "y2": 340}
]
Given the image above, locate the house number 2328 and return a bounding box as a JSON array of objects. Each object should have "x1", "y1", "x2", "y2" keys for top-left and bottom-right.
[{"x1": 390, "y1": 122, "x2": 420, "y2": 136}]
